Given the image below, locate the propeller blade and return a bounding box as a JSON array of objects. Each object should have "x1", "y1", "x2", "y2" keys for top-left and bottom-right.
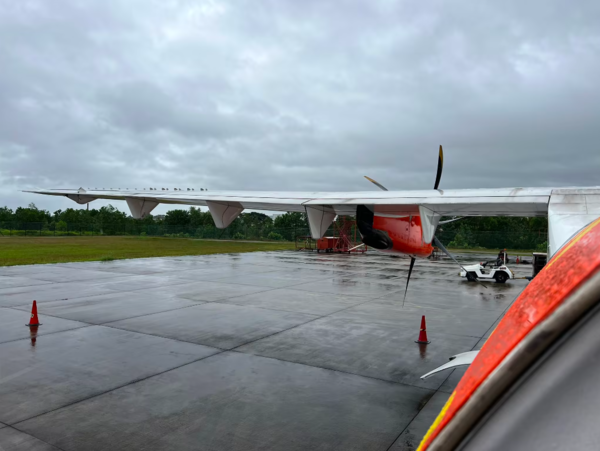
[
  {"x1": 364, "y1": 176, "x2": 389, "y2": 191},
  {"x1": 403, "y1": 257, "x2": 416, "y2": 306},
  {"x1": 433, "y1": 145, "x2": 443, "y2": 190},
  {"x1": 433, "y1": 236, "x2": 487, "y2": 289}
]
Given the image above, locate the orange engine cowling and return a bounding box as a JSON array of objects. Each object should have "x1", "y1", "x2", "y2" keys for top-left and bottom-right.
[
  {"x1": 356, "y1": 205, "x2": 434, "y2": 258},
  {"x1": 373, "y1": 215, "x2": 434, "y2": 258}
]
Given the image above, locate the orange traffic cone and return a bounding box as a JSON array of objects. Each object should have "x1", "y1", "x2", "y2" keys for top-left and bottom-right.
[
  {"x1": 516, "y1": 256, "x2": 520, "y2": 264},
  {"x1": 415, "y1": 315, "x2": 430, "y2": 344},
  {"x1": 26, "y1": 300, "x2": 42, "y2": 327}
]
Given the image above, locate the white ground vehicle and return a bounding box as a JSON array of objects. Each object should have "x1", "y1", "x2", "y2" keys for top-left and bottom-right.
[{"x1": 460, "y1": 261, "x2": 514, "y2": 283}]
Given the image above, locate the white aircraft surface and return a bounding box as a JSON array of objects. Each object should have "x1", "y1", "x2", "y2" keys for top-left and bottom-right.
[{"x1": 25, "y1": 147, "x2": 600, "y2": 290}]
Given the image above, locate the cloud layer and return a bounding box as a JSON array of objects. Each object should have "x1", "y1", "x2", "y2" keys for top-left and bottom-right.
[{"x1": 1, "y1": 0, "x2": 600, "y2": 214}]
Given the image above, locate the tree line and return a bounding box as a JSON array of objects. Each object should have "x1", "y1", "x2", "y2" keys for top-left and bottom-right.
[
  {"x1": 0, "y1": 204, "x2": 309, "y2": 240},
  {"x1": 1, "y1": 203, "x2": 548, "y2": 249},
  {"x1": 436, "y1": 216, "x2": 548, "y2": 250}
]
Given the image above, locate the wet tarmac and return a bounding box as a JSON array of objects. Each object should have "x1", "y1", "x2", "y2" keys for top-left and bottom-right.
[{"x1": 0, "y1": 251, "x2": 531, "y2": 450}]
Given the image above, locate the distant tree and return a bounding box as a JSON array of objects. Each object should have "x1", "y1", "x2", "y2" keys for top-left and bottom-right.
[
  {"x1": 189, "y1": 207, "x2": 213, "y2": 227},
  {"x1": 267, "y1": 232, "x2": 283, "y2": 241},
  {"x1": 273, "y1": 212, "x2": 308, "y2": 240},
  {"x1": 437, "y1": 216, "x2": 548, "y2": 249},
  {"x1": 240, "y1": 212, "x2": 273, "y2": 228},
  {"x1": 95, "y1": 205, "x2": 128, "y2": 234},
  {"x1": 164, "y1": 209, "x2": 191, "y2": 226},
  {"x1": 0, "y1": 207, "x2": 13, "y2": 222},
  {"x1": 14, "y1": 204, "x2": 51, "y2": 224},
  {"x1": 58, "y1": 208, "x2": 90, "y2": 224},
  {"x1": 274, "y1": 212, "x2": 308, "y2": 230},
  {"x1": 139, "y1": 214, "x2": 156, "y2": 225},
  {"x1": 237, "y1": 212, "x2": 273, "y2": 239}
]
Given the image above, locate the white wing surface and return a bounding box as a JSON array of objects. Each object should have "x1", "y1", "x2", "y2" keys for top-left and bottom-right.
[{"x1": 25, "y1": 186, "x2": 600, "y2": 255}]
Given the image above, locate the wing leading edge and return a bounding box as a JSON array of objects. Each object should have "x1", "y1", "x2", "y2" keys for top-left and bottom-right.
[{"x1": 25, "y1": 186, "x2": 600, "y2": 255}]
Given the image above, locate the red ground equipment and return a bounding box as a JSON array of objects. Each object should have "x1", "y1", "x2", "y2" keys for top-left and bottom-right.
[
  {"x1": 316, "y1": 237, "x2": 339, "y2": 252},
  {"x1": 301, "y1": 217, "x2": 367, "y2": 254},
  {"x1": 332, "y1": 217, "x2": 366, "y2": 253}
]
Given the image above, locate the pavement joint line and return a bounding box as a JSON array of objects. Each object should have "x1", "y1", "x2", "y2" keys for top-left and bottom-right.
[
  {"x1": 230, "y1": 348, "x2": 440, "y2": 393},
  {"x1": 6, "y1": 299, "x2": 282, "y2": 339},
  {"x1": 2, "y1": 424, "x2": 66, "y2": 451},
  {"x1": 3, "y1": 268, "x2": 291, "y2": 308},
  {"x1": 1, "y1": 276, "x2": 209, "y2": 309},
  {"x1": 225, "y1": 290, "x2": 391, "y2": 352},
  {"x1": 201, "y1": 300, "x2": 325, "y2": 318},
  {"x1": 184, "y1": 269, "x2": 329, "y2": 282},
  {"x1": 384, "y1": 368, "x2": 459, "y2": 451},
  {"x1": 283, "y1": 284, "x2": 396, "y2": 300},
  {"x1": 403, "y1": 303, "x2": 509, "y2": 313},
  {"x1": 382, "y1": 317, "x2": 493, "y2": 450},
  {"x1": 100, "y1": 286, "x2": 353, "y2": 350},
  {"x1": 8, "y1": 293, "x2": 320, "y2": 332},
  {"x1": 221, "y1": 289, "x2": 443, "y2": 390},
  {"x1": 172, "y1": 274, "x2": 362, "y2": 305},
  {"x1": 0, "y1": 325, "x2": 95, "y2": 346},
  {"x1": 383, "y1": 291, "x2": 521, "y2": 450},
  {"x1": 0, "y1": 270, "x2": 148, "y2": 286},
  {"x1": 283, "y1": 288, "x2": 373, "y2": 300},
  {"x1": 10, "y1": 349, "x2": 228, "y2": 428},
  {"x1": 4, "y1": 305, "x2": 96, "y2": 325},
  {"x1": 98, "y1": 323, "x2": 230, "y2": 351},
  {"x1": 101, "y1": 288, "x2": 396, "y2": 378},
  {"x1": 5, "y1": 277, "x2": 337, "y2": 335},
  {"x1": 96, "y1": 303, "x2": 212, "y2": 326},
  {"x1": 203, "y1": 274, "x2": 336, "y2": 290},
  {"x1": 167, "y1": 266, "x2": 293, "y2": 281},
  {"x1": 98, "y1": 286, "x2": 330, "y2": 327},
  {"x1": 208, "y1": 297, "x2": 367, "y2": 317},
  {"x1": 3, "y1": 264, "x2": 300, "y2": 300},
  {"x1": 1, "y1": 254, "x2": 525, "y2": 441},
  {"x1": 215, "y1": 276, "x2": 370, "y2": 297},
  {"x1": 0, "y1": 281, "x2": 55, "y2": 290},
  {"x1": 52, "y1": 260, "x2": 287, "y2": 272}
]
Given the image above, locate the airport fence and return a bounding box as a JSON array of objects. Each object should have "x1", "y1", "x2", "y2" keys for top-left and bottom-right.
[
  {"x1": 0, "y1": 221, "x2": 308, "y2": 241},
  {"x1": 1, "y1": 221, "x2": 549, "y2": 250},
  {"x1": 435, "y1": 229, "x2": 548, "y2": 251}
]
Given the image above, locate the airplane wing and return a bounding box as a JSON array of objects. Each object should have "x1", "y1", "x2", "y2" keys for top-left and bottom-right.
[
  {"x1": 420, "y1": 351, "x2": 480, "y2": 380},
  {"x1": 25, "y1": 186, "x2": 600, "y2": 256}
]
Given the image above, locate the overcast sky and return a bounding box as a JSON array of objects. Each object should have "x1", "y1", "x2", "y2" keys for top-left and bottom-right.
[{"x1": 1, "y1": 0, "x2": 600, "y2": 215}]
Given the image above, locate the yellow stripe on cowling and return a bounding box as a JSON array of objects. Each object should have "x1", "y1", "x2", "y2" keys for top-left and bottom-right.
[
  {"x1": 546, "y1": 216, "x2": 600, "y2": 270},
  {"x1": 415, "y1": 216, "x2": 600, "y2": 451},
  {"x1": 417, "y1": 391, "x2": 456, "y2": 451}
]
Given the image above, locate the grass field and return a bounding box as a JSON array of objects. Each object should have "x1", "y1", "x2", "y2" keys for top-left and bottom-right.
[{"x1": 0, "y1": 236, "x2": 295, "y2": 266}]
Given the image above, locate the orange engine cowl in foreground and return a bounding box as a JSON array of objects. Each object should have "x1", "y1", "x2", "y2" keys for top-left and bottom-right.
[{"x1": 373, "y1": 215, "x2": 433, "y2": 258}]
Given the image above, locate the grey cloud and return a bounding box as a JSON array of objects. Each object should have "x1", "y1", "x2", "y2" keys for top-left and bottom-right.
[
  {"x1": 1, "y1": 0, "x2": 600, "y2": 214},
  {"x1": 98, "y1": 80, "x2": 270, "y2": 139}
]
